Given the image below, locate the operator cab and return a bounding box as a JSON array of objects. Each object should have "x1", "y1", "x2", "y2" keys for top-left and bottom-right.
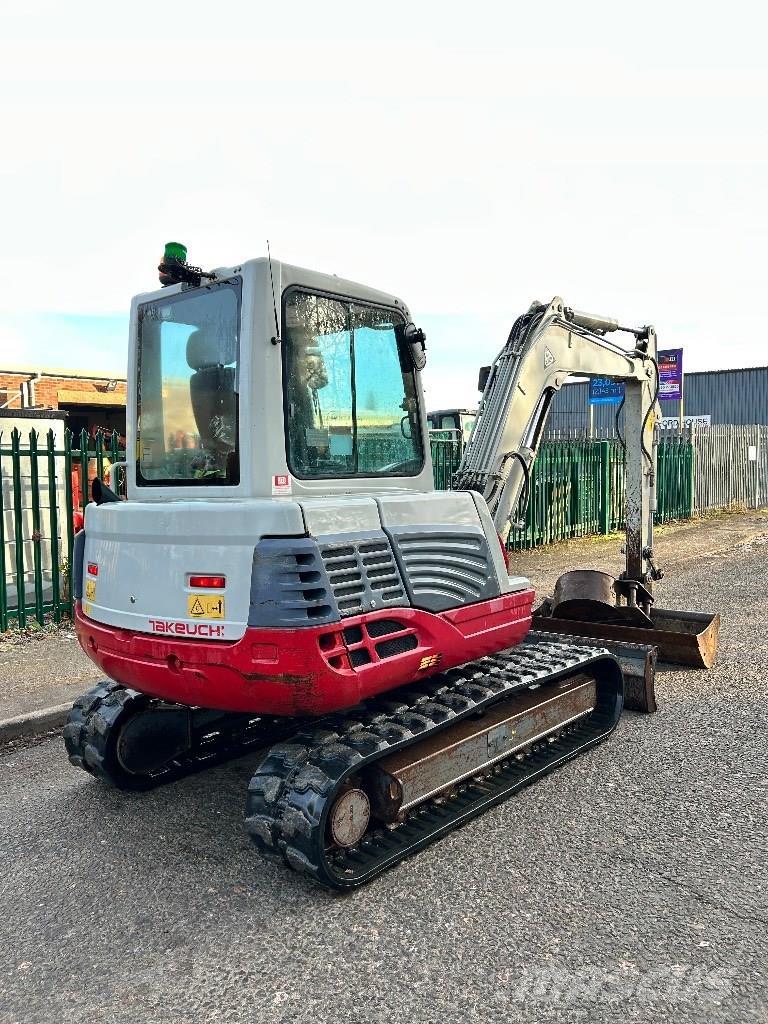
[
  {"x1": 128, "y1": 251, "x2": 434, "y2": 500},
  {"x1": 282, "y1": 289, "x2": 423, "y2": 480}
]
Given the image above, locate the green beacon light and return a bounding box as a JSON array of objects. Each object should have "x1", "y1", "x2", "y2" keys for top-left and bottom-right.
[
  {"x1": 159, "y1": 241, "x2": 189, "y2": 287},
  {"x1": 164, "y1": 241, "x2": 187, "y2": 263}
]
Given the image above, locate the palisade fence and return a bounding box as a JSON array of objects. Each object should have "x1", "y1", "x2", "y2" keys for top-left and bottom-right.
[
  {"x1": 429, "y1": 430, "x2": 463, "y2": 490},
  {"x1": 690, "y1": 424, "x2": 768, "y2": 513},
  {"x1": 438, "y1": 434, "x2": 692, "y2": 551},
  {"x1": 0, "y1": 425, "x2": 765, "y2": 629},
  {"x1": 505, "y1": 432, "x2": 694, "y2": 551},
  {"x1": 0, "y1": 428, "x2": 125, "y2": 631}
]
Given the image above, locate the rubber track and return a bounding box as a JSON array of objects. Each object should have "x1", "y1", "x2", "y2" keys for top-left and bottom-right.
[
  {"x1": 64, "y1": 680, "x2": 293, "y2": 791},
  {"x1": 245, "y1": 638, "x2": 623, "y2": 890}
]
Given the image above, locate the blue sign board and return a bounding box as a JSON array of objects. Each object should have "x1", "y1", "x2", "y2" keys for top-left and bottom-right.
[
  {"x1": 658, "y1": 348, "x2": 683, "y2": 401},
  {"x1": 589, "y1": 377, "x2": 625, "y2": 405}
]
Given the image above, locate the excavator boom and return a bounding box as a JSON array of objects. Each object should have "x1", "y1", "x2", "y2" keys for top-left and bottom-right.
[
  {"x1": 455, "y1": 296, "x2": 718, "y2": 664},
  {"x1": 455, "y1": 296, "x2": 659, "y2": 584}
]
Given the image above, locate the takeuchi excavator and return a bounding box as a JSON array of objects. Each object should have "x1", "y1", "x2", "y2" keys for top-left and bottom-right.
[{"x1": 65, "y1": 245, "x2": 718, "y2": 889}]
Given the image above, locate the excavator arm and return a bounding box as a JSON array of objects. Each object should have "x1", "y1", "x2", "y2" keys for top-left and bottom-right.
[{"x1": 454, "y1": 296, "x2": 660, "y2": 585}]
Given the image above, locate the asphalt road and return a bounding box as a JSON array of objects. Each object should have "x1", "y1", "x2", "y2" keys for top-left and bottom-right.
[{"x1": 1, "y1": 530, "x2": 766, "y2": 1023}]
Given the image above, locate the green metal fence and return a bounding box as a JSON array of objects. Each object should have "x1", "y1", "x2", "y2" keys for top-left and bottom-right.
[
  {"x1": 0, "y1": 427, "x2": 125, "y2": 631},
  {"x1": 429, "y1": 435, "x2": 695, "y2": 549},
  {"x1": 509, "y1": 438, "x2": 603, "y2": 551},
  {"x1": 0, "y1": 428, "x2": 695, "y2": 630},
  {"x1": 430, "y1": 432, "x2": 462, "y2": 490},
  {"x1": 656, "y1": 432, "x2": 695, "y2": 523}
]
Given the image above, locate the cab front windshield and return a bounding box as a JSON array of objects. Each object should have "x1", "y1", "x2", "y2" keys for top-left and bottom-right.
[{"x1": 137, "y1": 279, "x2": 241, "y2": 485}]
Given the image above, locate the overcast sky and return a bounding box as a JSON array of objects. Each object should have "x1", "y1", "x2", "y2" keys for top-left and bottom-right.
[{"x1": 1, "y1": 1, "x2": 766, "y2": 408}]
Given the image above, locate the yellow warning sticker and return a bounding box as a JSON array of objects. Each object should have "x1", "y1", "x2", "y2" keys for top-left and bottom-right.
[
  {"x1": 188, "y1": 594, "x2": 225, "y2": 619},
  {"x1": 85, "y1": 579, "x2": 97, "y2": 601}
]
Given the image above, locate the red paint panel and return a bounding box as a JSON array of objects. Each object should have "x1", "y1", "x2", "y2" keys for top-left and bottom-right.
[{"x1": 75, "y1": 589, "x2": 535, "y2": 716}]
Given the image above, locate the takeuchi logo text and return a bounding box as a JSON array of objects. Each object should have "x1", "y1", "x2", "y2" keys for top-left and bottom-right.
[{"x1": 148, "y1": 619, "x2": 225, "y2": 637}]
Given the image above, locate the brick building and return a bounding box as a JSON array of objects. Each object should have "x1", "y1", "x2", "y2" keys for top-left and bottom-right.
[{"x1": 0, "y1": 366, "x2": 127, "y2": 442}]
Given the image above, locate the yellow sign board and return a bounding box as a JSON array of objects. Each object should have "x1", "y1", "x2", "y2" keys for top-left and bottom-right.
[
  {"x1": 188, "y1": 594, "x2": 225, "y2": 619},
  {"x1": 85, "y1": 580, "x2": 97, "y2": 601}
]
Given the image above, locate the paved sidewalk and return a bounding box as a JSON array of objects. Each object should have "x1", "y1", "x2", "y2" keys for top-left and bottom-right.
[
  {"x1": 0, "y1": 626, "x2": 102, "y2": 721},
  {"x1": 0, "y1": 509, "x2": 766, "y2": 724}
]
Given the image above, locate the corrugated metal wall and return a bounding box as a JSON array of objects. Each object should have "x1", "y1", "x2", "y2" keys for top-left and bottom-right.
[
  {"x1": 692, "y1": 425, "x2": 768, "y2": 512},
  {"x1": 546, "y1": 366, "x2": 768, "y2": 435}
]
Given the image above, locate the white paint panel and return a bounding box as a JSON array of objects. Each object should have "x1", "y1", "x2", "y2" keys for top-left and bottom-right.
[
  {"x1": 83, "y1": 498, "x2": 305, "y2": 639},
  {"x1": 506, "y1": 575, "x2": 532, "y2": 592},
  {"x1": 376, "y1": 490, "x2": 481, "y2": 528},
  {"x1": 300, "y1": 496, "x2": 381, "y2": 536}
]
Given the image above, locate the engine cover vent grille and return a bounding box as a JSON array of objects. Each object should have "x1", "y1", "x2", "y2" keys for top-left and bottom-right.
[
  {"x1": 365, "y1": 617, "x2": 406, "y2": 638},
  {"x1": 249, "y1": 538, "x2": 337, "y2": 628},
  {"x1": 386, "y1": 526, "x2": 501, "y2": 612},
  {"x1": 320, "y1": 534, "x2": 407, "y2": 618}
]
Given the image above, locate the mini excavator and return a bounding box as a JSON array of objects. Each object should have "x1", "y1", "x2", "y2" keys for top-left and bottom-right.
[{"x1": 65, "y1": 245, "x2": 718, "y2": 889}]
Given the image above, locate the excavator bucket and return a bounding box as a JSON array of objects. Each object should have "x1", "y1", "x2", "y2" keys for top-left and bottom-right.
[{"x1": 533, "y1": 571, "x2": 720, "y2": 671}]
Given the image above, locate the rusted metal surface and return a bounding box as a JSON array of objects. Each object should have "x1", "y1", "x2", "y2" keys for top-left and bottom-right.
[
  {"x1": 552, "y1": 569, "x2": 653, "y2": 627},
  {"x1": 368, "y1": 674, "x2": 597, "y2": 820},
  {"x1": 329, "y1": 788, "x2": 371, "y2": 848},
  {"x1": 530, "y1": 629, "x2": 657, "y2": 713},
  {"x1": 553, "y1": 569, "x2": 615, "y2": 609},
  {"x1": 532, "y1": 608, "x2": 719, "y2": 670}
]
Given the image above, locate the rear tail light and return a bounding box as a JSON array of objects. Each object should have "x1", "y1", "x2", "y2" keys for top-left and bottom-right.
[
  {"x1": 189, "y1": 575, "x2": 226, "y2": 589},
  {"x1": 87, "y1": 563, "x2": 99, "y2": 576}
]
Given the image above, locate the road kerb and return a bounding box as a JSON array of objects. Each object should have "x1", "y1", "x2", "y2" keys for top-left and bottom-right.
[{"x1": 0, "y1": 703, "x2": 71, "y2": 744}]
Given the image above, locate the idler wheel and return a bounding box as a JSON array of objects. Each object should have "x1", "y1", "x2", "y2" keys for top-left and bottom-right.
[{"x1": 329, "y1": 788, "x2": 371, "y2": 848}]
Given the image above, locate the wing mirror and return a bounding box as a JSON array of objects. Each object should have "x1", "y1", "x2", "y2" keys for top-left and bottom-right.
[{"x1": 396, "y1": 322, "x2": 427, "y2": 371}]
